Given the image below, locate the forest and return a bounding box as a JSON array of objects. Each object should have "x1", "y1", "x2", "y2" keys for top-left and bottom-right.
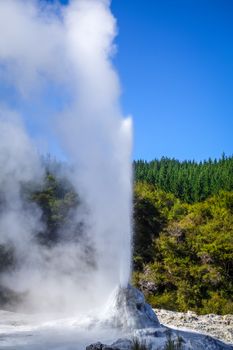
[
  {"x1": 134, "y1": 154, "x2": 233, "y2": 203},
  {"x1": 133, "y1": 155, "x2": 233, "y2": 314},
  {"x1": 0, "y1": 155, "x2": 232, "y2": 314}
]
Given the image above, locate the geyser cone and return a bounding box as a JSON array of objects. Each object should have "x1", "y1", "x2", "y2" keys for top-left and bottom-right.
[{"x1": 103, "y1": 284, "x2": 160, "y2": 330}]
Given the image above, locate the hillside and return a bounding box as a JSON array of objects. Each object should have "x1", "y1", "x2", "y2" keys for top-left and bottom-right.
[
  {"x1": 133, "y1": 156, "x2": 233, "y2": 314},
  {"x1": 133, "y1": 182, "x2": 233, "y2": 314},
  {"x1": 134, "y1": 154, "x2": 233, "y2": 203},
  {"x1": 0, "y1": 156, "x2": 232, "y2": 315}
]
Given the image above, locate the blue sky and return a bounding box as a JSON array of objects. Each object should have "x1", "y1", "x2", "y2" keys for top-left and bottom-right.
[
  {"x1": 2, "y1": 0, "x2": 233, "y2": 161},
  {"x1": 110, "y1": 0, "x2": 233, "y2": 161}
]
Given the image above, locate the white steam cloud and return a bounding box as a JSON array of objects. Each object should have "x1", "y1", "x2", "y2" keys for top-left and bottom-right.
[{"x1": 0, "y1": 0, "x2": 132, "y2": 314}]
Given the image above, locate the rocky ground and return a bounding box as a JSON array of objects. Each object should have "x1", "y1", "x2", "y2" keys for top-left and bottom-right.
[
  {"x1": 154, "y1": 308, "x2": 233, "y2": 345},
  {"x1": 0, "y1": 286, "x2": 232, "y2": 349}
]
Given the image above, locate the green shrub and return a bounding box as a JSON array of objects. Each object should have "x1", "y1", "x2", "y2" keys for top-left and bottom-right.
[
  {"x1": 132, "y1": 338, "x2": 148, "y2": 350},
  {"x1": 201, "y1": 292, "x2": 233, "y2": 315},
  {"x1": 148, "y1": 291, "x2": 178, "y2": 311},
  {"x1": 163, "y1": 333, "x2": 184, "y2": 350},
  {"x1": 133, "y1": 186, "x2": 233, "y2": 315}
]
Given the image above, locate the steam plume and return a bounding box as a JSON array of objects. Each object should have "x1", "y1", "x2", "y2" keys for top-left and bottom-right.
[{"x1": 0, "y1": 0, "x2": 132, "y2": 314}]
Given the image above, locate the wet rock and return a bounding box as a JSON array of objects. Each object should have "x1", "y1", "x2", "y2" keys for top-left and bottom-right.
[
  {"x1": 139, "y1": 280, "x2": 158, "y2": 294},
  {"x1": 86, "y1": 342, "x2": 105, "y2": 350},
  {"x1": 86, "y1": 342, "x2": 121, "y2": 350}
]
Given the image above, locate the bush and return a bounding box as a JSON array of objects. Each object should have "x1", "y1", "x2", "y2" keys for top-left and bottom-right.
[
  {"x1": 147, "y1": 291, "x2": 178, "y2": 311},
  {"x1": 163, "y1": 332, "x2": 184, "y2": 350},
  {"x1": 132, "y1": 186, "x2": 233, "y2": 315},
  {"x1": 132, "y1": 338, "x2": 148, "y2": 350},
  {"x1": 201, "y1": 292, "x2": 233, "y2": 315}
]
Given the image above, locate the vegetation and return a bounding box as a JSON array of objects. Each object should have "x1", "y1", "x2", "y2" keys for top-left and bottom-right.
[
  {"x1": 134, "y1": 154, "x2": 233, "y2": 203},
  {"x1": 131, "y1": 338, "x2": 148, "y2": 350},
  {"x1": 163, "y1": 332, "x2": 184, "y2": 350},
  {"x1": 0, "y1": 155, "x2": 232, "y2": 314},
  {"x1": 131, "y1": 334, "x2": 184, "y2": 350},
  {"x1": 31, "y1": 172, "x2": 79, "y2": 244},
  {"x1": 133, "y1": 183, "x2": 233, "y2": 314}
]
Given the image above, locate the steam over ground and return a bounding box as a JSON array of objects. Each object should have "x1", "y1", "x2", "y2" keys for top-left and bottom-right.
[{"x1": 0, "y1": 0, "x2": 132, "y2": 314}]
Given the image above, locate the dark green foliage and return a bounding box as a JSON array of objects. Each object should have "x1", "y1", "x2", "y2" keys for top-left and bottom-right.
[
  {"x1": 132, "y1": 338, "x2": 148, "y2": 350},
  {"x1": 0, "y1": 154, "x2": 232, "y2": 315},
  {"x1": 133, "y1": 184, "x2": 233, "y2": 314},
  {"x1": 133, "y1": 155, "x2": 233, "y2": 314},
  {"x1": 133, "y1": 190, "x2": 164, "y2": 269},
  {"x1": 0, "y1": 167, "x2": 91, "y2": 307},
  {"x1": 163, "y1": 332, "x2": 184, "y2": 350},
  {"x1": 0, "y1": 285, "x2": 24, "y2": 309},
  {"x1": 31, "y1": 172, "x2": 79, "y2": 244},
  {"x1": 0, "y1": 245, "x2": 14, "y2": 272},
  {"x1": 134, "y1": 154, "x2": 233, "y2": 203}
]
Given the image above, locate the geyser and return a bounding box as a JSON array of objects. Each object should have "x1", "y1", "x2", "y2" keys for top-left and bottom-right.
[
  {"x1": 0, "y1": 3, "x2": 232, "y2": 350},
  {"x1": 0, "y1": 0, "x2": 132, "y2": 314},
  {"x1": 61, "y1": 0, "x2": 133, "y2": 290},
  {"x1": 102, "y1": 284, "x2": 160, "y2": 330}
]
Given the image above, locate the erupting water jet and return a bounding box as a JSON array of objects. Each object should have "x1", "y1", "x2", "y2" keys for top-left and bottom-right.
[
  {"x1": 102, "y1": 284, "x2": 160, "y2": 330},
  {"x1": 0, "y1": 0, "x2": 133, "y2": 315}
]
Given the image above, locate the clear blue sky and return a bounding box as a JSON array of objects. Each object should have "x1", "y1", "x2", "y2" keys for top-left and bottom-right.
[
  {"x1": 110, "y1": 0, "x2": 233, "y2": 161},
  {"x1": 3, "y1": 0, "x2": 233, "y2": 161}
]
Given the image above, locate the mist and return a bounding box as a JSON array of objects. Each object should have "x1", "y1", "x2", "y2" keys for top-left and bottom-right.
[{"x1": 0, "y1": 0, "x2": 133, "y2": 315}]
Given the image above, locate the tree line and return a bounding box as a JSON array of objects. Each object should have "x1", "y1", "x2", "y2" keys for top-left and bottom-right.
[
  {"x1": 0, "y1": 155, "x2": 232, "y2": 314},
  {"x1": 134, "y1": 154, "x2": 233, "y2": 203}
]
